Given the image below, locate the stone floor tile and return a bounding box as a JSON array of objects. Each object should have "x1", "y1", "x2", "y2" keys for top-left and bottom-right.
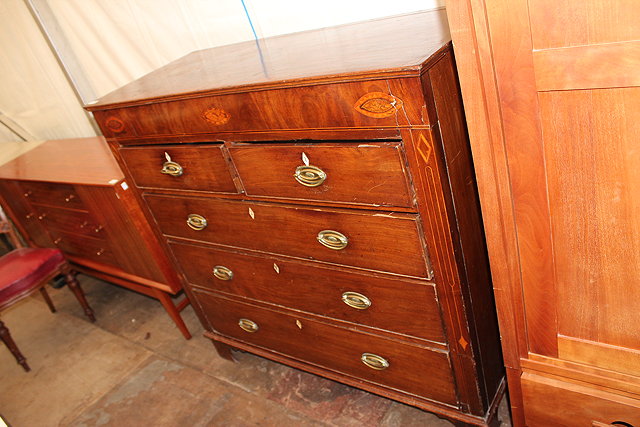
[
  {"x1": 68, "y1": 356, "x2": 323, "y2": 427},
  {"x1": 0, "y1": 298, "x2": 152, "y2": 427}
]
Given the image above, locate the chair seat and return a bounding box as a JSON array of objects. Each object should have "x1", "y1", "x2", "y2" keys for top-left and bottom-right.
[{"x1": 0, "y1": 248, "x2": 65, "y2": 307}]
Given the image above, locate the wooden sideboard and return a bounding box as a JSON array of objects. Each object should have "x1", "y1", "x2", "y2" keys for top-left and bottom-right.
[
  {"x1": 448, "y1": 0, "x2": 640, "y2": 425},
  {"x1": 86, "y1": 12, "x2": 504, "y2": 426},
  {"x1": 0, "y1": 137, "x2": 191, "y2": 339}
]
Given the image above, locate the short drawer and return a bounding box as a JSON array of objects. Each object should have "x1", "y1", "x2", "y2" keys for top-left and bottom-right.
[
  {"x1": 20, "y1": 181, "x2": 86, "y2": 210},
  {"x1": 146, "y1": 194, "x2": 431, "y2": 278},
  {"x1": 171, "y1": 242, "x2": 444, "y2": 343},
  {"x1": 34, "y1": 205, "x2": 104, "y2": 238},
  {"x1": 48, "y1": 230, "x2": 116, "y2": 266},
  {"x1": 228, "y1": 142, "x2": 414, "y2": 208},
  {"x1": 195, "y1": 290, "x2": 456, "y2": 405},
  {"x1": 522, "y1": 372, "x2": 640, "y2": 427},
  {"x1": 119, "y1": 144, "x2": 237, "y2": 193}
]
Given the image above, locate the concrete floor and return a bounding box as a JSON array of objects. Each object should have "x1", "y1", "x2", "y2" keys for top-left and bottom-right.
[{"x1": 0, "y1": 275, "x2": 511, "y2": 426}]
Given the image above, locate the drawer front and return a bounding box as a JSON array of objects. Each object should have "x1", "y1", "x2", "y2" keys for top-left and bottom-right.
[
  {"x1": 146, "y1": 194, "x2": 430, "y2": 278},
  {"x1": 119, "y1": 144, "x2": 237, "y2": 193},
  {"x1": 195, "y1": 290, "x2": 456, "y2": 405},
  {"x1": 48, "y1": 230, "x2": 116, "y2": 266},
  {"x1": 20, "y1": 181, "x2": 86, "y2": 210},
  {"x1": 228, "y1": 142, "x2": 414, "y2": 208},
  {"x1": 92, "y1": 78, "x2": 426, "y2": 141},
  {"x1": 522, "y1": 372, "x2": 640, "y2": 427},
  {"x1": 34, "y1": 205, "x2": 104, "y2": 238},
  {"x1": 0, "y1": 181, "x2": 55, "y2": 248},
  {"x1": 171, "y1": 242, "x2": 444, "y2": 343}
]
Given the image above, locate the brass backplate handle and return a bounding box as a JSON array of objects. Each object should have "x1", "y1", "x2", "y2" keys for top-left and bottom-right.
[
  {"x1": 161, "y1": 161, "x2": 183, "y2": 177},
  {"x1": 361, "y1": 353, "x2": 389, "y2": 370},
  {"x1": 294, "y1": 165, "x2": 326, "y2": 187},
  {"x1": 213, "y1": 265, "x2": 234, "y2": 281},
  {"x1": 186, "y1": 214, "x2": 207, "y2": 231},
  {"x1": 317, "y1": 230, "x2": 348, "y2": 250},
  {"x1": 238, "y1": 318, "x2": 259, "y2": 333},
  {"x1": 342, "y1": 291, "x2": 371, "y2": 310}
]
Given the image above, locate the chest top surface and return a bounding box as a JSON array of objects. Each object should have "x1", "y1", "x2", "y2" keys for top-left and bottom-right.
[
  {"x1": 0, "y1": 137, "x2": 124, "y2": 185},
  {"x1": 87, "y1": 10, "x2": 450, "y2": 109}
]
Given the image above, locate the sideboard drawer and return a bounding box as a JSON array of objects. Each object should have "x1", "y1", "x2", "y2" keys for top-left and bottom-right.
[
  {"x1": 119, "y1": 144, "x2": 237, "y2": 193},
  {"x1": 171, "y1": 241, "x2": 444, "y2": 343},
  {"x1": 146, "y1": 194, "x2": 431, "y2": 278},
  {"x1": 20, "y1": 181, "x2": 86, "y2": 211},
  {"x1": 49, "y1": 230, "x2": 116, "y2": 266},
  {"x1": 34, "y1": 205, "x2": 104, "y2": 238},
  {"x1": 522, "y1": 372, "x2": 640, "y2": 427},
  {"x1": 195, "y1": 290, "x2": 457, "y2": 405},
  {"x1": 228, "y1": 142, "x2": 414, "y2": 208}
]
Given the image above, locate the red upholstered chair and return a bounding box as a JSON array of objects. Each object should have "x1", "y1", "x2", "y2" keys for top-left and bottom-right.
[{"x1": 0, "y1": 207, "x2": 95, "y2": 372}]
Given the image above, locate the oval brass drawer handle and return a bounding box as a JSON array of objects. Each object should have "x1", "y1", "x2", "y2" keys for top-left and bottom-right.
[
  {"x1": 213, "y1": 265, "x2": 233, "y2": 281},
  {"x1": 342, "y1": 291, "x2": 371, "y2": 310},
  {"x1": 186, "y1": 214, "x2": 207, "y2": 231},
  {"x1": 161, "y1": 160, "x2": 183, "y2": 177},
  {"x1": 294, "y1": 165, "x2": 326, "y2": 187},
  {"x1": 238, "y1": 318, "x2": 259, "y2": 333},
  {"x1": 361, "y1": 353, "x2": 389, "y2": 370},
  {"x1": 317, "y1": 230, "x2": 348, "y2": 250}
]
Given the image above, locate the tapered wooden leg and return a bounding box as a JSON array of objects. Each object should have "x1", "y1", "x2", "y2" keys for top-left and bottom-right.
[
  {"x1": 0, "y1": 320, "x2": 30, "y2": 372},
  {"x1": 63, "y1": 269, "x2": 95, "y2": 322},
  {"x1": 39, "y1": 287, "x2": 56, "y2": 313},
  {"x1": 152, "y1": 288, "x2": 191, "y2": 340},
  {"x1": 212, "y1": 340, "x2": 236, "y2": 362}
]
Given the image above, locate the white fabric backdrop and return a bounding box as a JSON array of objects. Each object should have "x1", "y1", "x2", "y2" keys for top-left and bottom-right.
[
  {"x1": 0, "y1": 0, "x2": 446, "y2": 143},
  {"x1": 0, "y1": 0, "x2": 95, "y2": 143}
]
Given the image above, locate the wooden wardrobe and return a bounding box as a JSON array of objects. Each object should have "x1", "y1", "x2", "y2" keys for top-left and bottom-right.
[{"x1": 447, "y1": 0, "x2": 640, "y2": 425}]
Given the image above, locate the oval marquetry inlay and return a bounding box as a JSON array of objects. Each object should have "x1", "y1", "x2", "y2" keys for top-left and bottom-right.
[
  {"x1": 202, "y1": 107, "x2": 231, "y2": 126},
  {"x1": 105, "y1": 117, "x2": 125, "y2": 132},
  {"x1": 354, "y1": 92, "x2": 402, "y2": 118}
]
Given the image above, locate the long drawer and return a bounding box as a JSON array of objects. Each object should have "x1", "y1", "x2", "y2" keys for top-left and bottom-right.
[
  {"x1": 119, "y1": 144, "x2": 238, "y2": 193},
  {"x1": 146, "y1": 194, "x2": 431, "y2": 278},
  {"x1": 171, "y1": 241, "x2": 444, "y2": 342},
  {"x1": 228, "y1": 142, "x2": 414, "y2": 208},
  {"x1": 194, "y1": 290, "x2": 457, "y2": 405}
]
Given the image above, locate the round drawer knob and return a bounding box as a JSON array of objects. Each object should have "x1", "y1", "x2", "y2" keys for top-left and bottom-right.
[
  {"x1": 186, "y1": 214, "x2": 207, "y2": 231},
  {"x1": 238, "y1": 318, "x2": 259, "y2": 333},
  {"x1": 341, "y1": 291, "x2": 371, "y2": 310},
  {"x1": 213, "y1": 265, "x2": 234, "y2": 281},
  {"x1": 161, "y1": 160, "x2": 183, "y2": 177},
  {"x1": 317, "y1": 230, "x2": 348, "y2": 250},
  {"x1": 361, "y1": 353, "x2": 389, "y2": 370},
  {"x1": 294, "y1": 165, "x2": 326, "y2": 187},
  {"x1": 64, "y1": 194, "x2": 76, "y2": 202}
]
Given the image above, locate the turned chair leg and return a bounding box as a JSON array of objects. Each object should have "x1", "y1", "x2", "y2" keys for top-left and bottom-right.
[
  {"x1": 0, "y1": 319, "x2": 30, "y2": 372},
  {"x1": 39, "y1": 287, "x2": 56, "y2": 313},
  {"x1": 62, "y1": 269, "x2": 95, "y2": 322}
]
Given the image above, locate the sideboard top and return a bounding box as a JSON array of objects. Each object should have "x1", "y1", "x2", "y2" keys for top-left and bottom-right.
[
  {"x1": 87, "y1": 10, "x2": 450, "y2": 109},
  {"x1": 0, "y1": 137, "x2": 124, "y2": 185}
]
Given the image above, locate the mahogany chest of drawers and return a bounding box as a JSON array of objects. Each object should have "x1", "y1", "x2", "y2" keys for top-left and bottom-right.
[
  {"x1": 86, "y1": 13, "x2": 504, "y2": 426},
  {"x1": 0, "y1": 137, "x2": 191, "y2": 338}
]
